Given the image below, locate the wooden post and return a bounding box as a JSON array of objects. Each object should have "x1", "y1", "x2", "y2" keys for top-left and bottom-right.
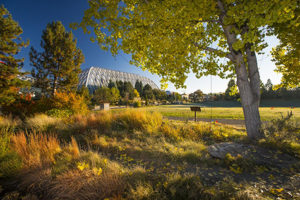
[{"x1": 194, "y1": 111, "x2": 197, "y2": 122}]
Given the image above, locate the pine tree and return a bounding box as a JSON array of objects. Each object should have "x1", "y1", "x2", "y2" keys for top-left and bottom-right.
[
  {"x1": 30, "y1": 21, "x2": 84, "y2": 96},
  {"x1": 0, "y1": 5, "x2": 29, "y2": 105}
]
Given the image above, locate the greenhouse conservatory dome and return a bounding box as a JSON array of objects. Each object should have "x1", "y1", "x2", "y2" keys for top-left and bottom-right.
[{"x1": 78, "y1": 66, "x2": 159, "y2": 93}]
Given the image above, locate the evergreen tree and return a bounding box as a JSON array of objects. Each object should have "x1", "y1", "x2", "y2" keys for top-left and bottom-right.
[
  {"x1": 116, "y1": 80, "x2": 125, "y2": 97},
  {"x1": 77, "y1": 86, "x2": 91, "y2": 105},
  {"x1": 225, "y1": 79, "x2": 236, "y2": 100},
  {"x1": 265, "y1": 79, "x2": 273, "y2": 92},
  {"x1": 93, "y1": 87, "x2": 111, "y2": 104},
  {"x1": 0, "y1": 5, "x2": 29, "y2": 105},
  {"x1": 135, "y1": 80, "x2": 143, "y2": 96},
  {"x1": 142, "y1": 84, "x2": 154, "y2": 100},
  {"x1": 124, "y1": 81, "x2": 135, "y2": 100},
  {"x1": 110, "y1": 87, "x2": 120, "y2": 104},
  {"x1": 30, "y1": 21, "x2": 84, "y2": 96},
  {"x1": 108, "y1": 80, "x2": 117, "y2": 89}
]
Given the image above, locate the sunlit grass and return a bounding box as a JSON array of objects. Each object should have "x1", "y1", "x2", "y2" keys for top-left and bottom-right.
[{"x1": 134, "y1": 105, "x2": 300, "y2": 121}]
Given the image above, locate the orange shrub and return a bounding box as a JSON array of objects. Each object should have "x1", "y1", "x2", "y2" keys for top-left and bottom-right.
[{"x1": 51, "y1": 91, "x2": 89, "y2": 115}]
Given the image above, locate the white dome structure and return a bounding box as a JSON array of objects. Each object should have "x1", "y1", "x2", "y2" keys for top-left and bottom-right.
[{"x1": 78, "y1": 66, "x2": 159, "y2": 93}]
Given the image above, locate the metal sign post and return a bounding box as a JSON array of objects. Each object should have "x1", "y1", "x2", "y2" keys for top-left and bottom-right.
[{"x1": 190, "y1": 106, "x2": 201, "y2": 122}]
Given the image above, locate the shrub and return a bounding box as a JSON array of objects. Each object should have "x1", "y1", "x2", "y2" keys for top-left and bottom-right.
[
  {"x1": 160, "y1": 122, "x2": 182, "y2": 141},
  {"x1": 163, "y1": 173, "x2": 204, "y2": 200},
  {"x1": 51, "y1": 91, "x2": 89, "y2": 115},
  {"x1": 46, "y1": 108, "x2": 73, "y2": 118},
  {"x1": 0, "y1": 129, "x2": 22, "y2": 177},
  {"x1": 1, "y1": 94, "x2": 36, "y2": 119},
  {"x1": 260, "y1": 112, "x2": 300, "y2": 157},
  {"x1": 133, "y1": 101, "x2": 142, "y2": 108}
]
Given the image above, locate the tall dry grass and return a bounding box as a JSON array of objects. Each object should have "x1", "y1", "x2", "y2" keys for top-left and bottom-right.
[
  {"x1": 11, "y1": 133, "x2": 61, "y2": 167},
  {"x1": 71, "y1": 111, "x2": 113, "y2": 132},
  {"x1": 0, "y1": 115, "x2": 21, "y2": 129},
  {"x1": 26, "y1": 114, "x2": 62, "y2": 132},
  {"x1": 115, "y1": 109, "x2": 162, "y2": 133}
]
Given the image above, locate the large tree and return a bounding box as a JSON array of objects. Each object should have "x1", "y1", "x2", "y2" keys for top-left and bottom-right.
[
  {"x1": 30, "y1": 21, "x2": 84, "y2": 96},
  {"x1": 0, "y1": 5, "x2": 28, "y2": 105},
  {"x1": 75, "y1": 0, "x2": 297, "y2": 139}
]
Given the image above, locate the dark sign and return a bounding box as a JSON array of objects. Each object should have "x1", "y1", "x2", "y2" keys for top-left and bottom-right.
[{"x1": 190, "y1": 106, "x2": 201, "y2": 112}]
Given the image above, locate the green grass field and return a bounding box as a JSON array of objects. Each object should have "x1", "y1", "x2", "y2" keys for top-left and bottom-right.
[{"x1": 138, "y1": 105, "x2": 300, "y2": 121}]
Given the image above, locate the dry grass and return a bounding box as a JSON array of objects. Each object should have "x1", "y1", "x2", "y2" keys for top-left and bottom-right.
[
  {"x1": 0, "y1": 115, "x2": 21, "y2": 129},
  {"x1": 26, "y1": 114, "x2": 62, "y2": 131},
  {"x1": 115, "y1": 109, "x2": 162, "y2": 133},
  {"x1": 71, "y1": 111, "x2": 113, "y2": 132},
  {"x1": 11, "y1": 132, "x2": 61, "y2": 167},
  {"x1": 55, "y1": 170, "x2": 124, "y2": 200},
  {"x1": 1, "y1": 110, "x2": 299, "y2": 200}
]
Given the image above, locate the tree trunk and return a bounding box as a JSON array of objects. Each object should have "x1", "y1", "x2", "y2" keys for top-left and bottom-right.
[
  {"x1": 235, "y1": 53, "x2": 264, "y2": 140},
  {"x1": 52, "y1": 76, "x2": 57, "y2": 97},
  {"x1": 217, "y1": 0, "x2": 263, "y2": 140}
]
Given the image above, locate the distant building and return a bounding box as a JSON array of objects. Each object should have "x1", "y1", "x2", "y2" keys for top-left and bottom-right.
[
  {"x1": 17, "y1": 75, "x2": 41, "y2": 98},
  {"x1": 78, "y1": 66, "x2": 159, "y2": 93},
  {"x1": 181, "y1": 93, "x2": 189, "y2": 100}
]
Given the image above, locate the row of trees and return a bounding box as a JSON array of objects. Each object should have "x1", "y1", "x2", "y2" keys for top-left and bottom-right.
[
  {"x1": 224, "y1": 79, "x2": 300, "y2": 101},
  {"x1": 80, "y1": 80, "x2": 183, "y2": 106}
]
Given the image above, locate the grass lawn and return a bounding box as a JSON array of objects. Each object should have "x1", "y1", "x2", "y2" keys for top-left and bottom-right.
[{"x1": 137, "y1": 105, "x2": 300, "y2": 121}]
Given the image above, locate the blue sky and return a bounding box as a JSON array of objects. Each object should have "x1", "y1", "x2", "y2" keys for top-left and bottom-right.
[{"x1": 3, "y1": 0, "x2": 282, "y2": 94}]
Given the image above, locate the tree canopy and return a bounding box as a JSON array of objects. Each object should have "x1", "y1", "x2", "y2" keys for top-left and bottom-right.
[
  {"x1": 75, "y1": 0, "x2": 298, "y2": 139},
  {"x1": 30, "y1": 21, "x2": 84, "y2": 96},
  {"x1": 75, "y1": 0, "x2": 297, "y2": 87},
  {"x1": 0, "y1": 5, "x2": 29, "y2": 105}
]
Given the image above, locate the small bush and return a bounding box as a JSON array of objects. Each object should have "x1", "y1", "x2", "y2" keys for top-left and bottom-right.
[
  {"x1": 133, "y1": 101, "x2": 142, "y2": 108},
  {"x1": 163, "y1": 173, "x2": 205, "y2": 200},
  {"x1": 52, "y1": 92, "x2": 89, "y2": 115},
  {"x1": 46, "y1": 108, "x2": 73, "y2": 118},
  {"x1": 160, "y1": 122, "x2": 182, "y2": 141},
  {"x1": 0, "y1": 129, "x2": 22, "y2": 177},
  {"x1": 260, "y1": 112, "x2": 300, "y2": 157}
]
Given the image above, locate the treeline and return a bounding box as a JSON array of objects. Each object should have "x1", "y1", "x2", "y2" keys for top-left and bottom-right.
[
  {"x1": 78, "y1": 80, "x2": 181, "y2": 107},
  {"x1": 206, "y1": 79, "x2": 300, "y2": 102}
]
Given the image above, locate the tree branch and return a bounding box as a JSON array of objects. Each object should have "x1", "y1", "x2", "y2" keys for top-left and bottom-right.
[
  {"x1": 194, "y1": 44, "x2": 234, "y2": 61},
  {"x1": 207, "y1": 47, "x2": 234, "y2": 61},
  {"x1": 190, "y1": 19, "x2": 220, "y2": 24}
]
